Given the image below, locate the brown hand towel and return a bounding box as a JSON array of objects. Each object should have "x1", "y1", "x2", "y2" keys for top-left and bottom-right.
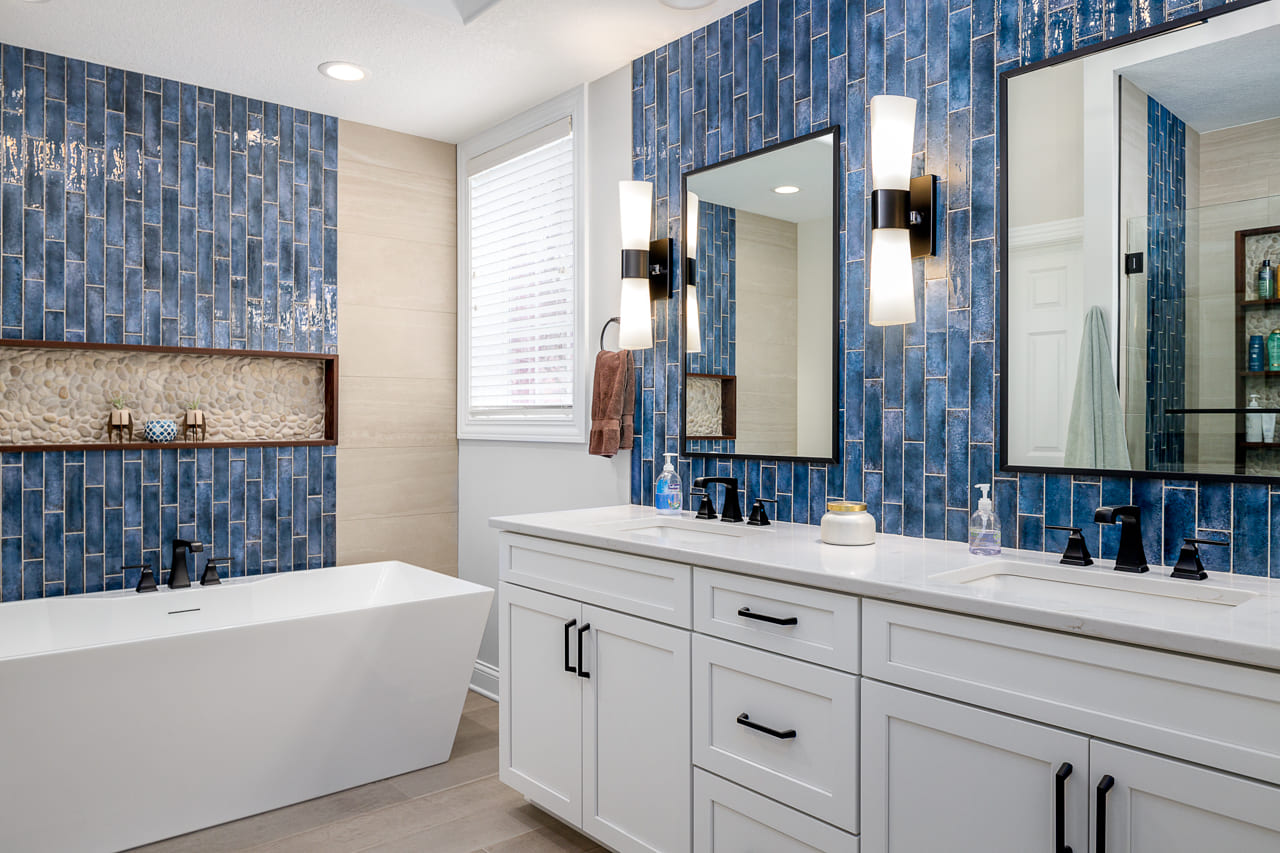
[{"x1": 589, "y1": 349, "x2": 635, "y2": 457}]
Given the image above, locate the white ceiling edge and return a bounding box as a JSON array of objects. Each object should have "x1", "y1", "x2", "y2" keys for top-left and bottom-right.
[{"x1": 1, "y1": 0, "x2": 746, "y2": 143}]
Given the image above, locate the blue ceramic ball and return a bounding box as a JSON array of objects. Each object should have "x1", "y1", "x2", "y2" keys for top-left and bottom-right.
[{"x1": 144, "y1": 420, "x2": 178, "y2": 443}]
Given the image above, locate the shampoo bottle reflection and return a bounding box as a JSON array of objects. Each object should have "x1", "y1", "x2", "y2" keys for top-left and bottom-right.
[
  {"x1": 1269, "y1": 329, "x2": 1280, "y2": 371},
  {"x1": 1248, "y1": 394, "x2": 1263, "y2": 443},
  {"x1": 1260, "y1": 259, "x2": 1276, "y2": 300}
]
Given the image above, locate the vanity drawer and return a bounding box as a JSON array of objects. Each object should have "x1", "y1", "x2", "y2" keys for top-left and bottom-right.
[
  {"x1": 694, "y1": 568, "x2": 860, "y2": 672},
  {"x1": 693, "y1": 634, "x2": 859, "y2": 832},
  {"x1": 863, "y1": 600, "x2": 1280, "y2": 786},
  {"x1": 694, "y1": 769, "x2": 859, "y2": 853},
  {"x1": 499, "y1": 533, "x2": 691, "y2": 627}
]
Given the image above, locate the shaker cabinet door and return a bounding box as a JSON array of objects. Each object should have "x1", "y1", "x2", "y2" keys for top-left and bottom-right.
[
  {"x1": 582, "y1": 604, "x2": 692, "y2": 853},
  {"x1": 1091, "y1": 741, "x2": 1280, "y2": 853},
  {"x1": 861, "y1": 679, "x2": 1089, "y2": 853},
  {"x1": 498, "y1": 582, "x2": 583, "y2": 828}
]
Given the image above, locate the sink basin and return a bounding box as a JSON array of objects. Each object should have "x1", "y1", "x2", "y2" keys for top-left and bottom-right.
[
  {"x1": 933, "y1": 561, "x2": 1256, "y2": 618},
  {"x1": 597, "y1": 517, "x2": 761, "y2": 547}
]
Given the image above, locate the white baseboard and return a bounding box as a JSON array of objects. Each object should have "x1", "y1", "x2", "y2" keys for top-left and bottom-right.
[{"x1": 470, "y1": 659, "x2": 499, "y2": 701}]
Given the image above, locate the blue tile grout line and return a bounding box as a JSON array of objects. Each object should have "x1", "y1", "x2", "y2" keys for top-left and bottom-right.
[
  {"x1": 628, "y1": 0, "x2": 1276, "y2": 576},
  {"x1": 0, "y1": 43, "x2": 338, "y2": 600}
]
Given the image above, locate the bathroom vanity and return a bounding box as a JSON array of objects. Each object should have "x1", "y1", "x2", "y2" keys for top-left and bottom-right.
[{"x1": 493, "y1": 505, "x2": 1280, "y2": 853}]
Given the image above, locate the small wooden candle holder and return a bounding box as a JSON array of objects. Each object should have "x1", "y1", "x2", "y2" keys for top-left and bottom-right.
[
  {"x1": 183, "y1": 409, "x2": 207, "y2": 441},
  {"x1": 108, "y1": 409, "x2": 134, "y2": 443}
]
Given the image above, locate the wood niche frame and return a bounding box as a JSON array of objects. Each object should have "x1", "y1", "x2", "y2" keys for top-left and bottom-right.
[{"x1": 0, "y1": 339, "x2": 338, "y2": 452}]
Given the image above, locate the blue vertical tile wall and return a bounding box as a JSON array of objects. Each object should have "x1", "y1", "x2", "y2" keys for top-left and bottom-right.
[
  {"x1": 0, "y1": 44, "x2": 338, "y2": 600},
  {"x1": 686, "y1": 199, "x2": 736, "y2": 454},
  {"x1": 1145, "y1": 96, "x2": 1186, "y2": 472},
  {"x1": 630, "y1": 0, "x2": 1274, "y2": 575}
]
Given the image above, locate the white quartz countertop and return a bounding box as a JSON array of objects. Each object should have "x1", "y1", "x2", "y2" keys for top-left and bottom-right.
[{"x1": 491, "y1": 504, "x2": 1280, "y2": 671}]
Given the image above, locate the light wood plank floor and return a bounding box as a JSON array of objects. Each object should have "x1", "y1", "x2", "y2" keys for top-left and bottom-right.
[{"x1": 130, "y1": 693, "x2": 602, "y2": 853}]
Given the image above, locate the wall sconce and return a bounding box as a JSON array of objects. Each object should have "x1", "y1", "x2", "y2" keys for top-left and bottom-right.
[
  {"x1": 618, "y1": 180, "x2": 675, "y2": 350},
  {"x1": 868, "y1": 94, "x2": 938, "y2": 327},
  {"x1": 684, "y1": 190, "x2": 701, "y2": 354}
]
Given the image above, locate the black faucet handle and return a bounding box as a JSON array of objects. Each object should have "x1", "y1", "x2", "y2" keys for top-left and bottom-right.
[
  {"x1": 201, "y1": 557, "x2": 232, "y2": 586},
  {"x1": 1045, "y1": 525, "x2": 1093, "y2": 567},
  {"x1": 126, "y1": 557, "x2": 158, "y2": 593},
  {"x1": 691, "y1": 489, "x2": 717, "y2": 520},
  {"x1": 1171, "y1": 538, "x2": 1227, "y2": 581},
  {"x1": 748, "y1": 498, "x2": 777, "y2": 527}
]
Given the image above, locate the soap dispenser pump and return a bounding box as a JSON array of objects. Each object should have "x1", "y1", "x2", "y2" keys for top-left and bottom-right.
[
  {"x1": 969, "y1": 484, "x2": 1001, "y2": 555},
  {"x1": 655, "y1": 453, "x2": 683, "y2": 515}
]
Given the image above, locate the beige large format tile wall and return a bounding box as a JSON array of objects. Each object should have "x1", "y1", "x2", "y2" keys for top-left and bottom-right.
[{"x1": 337, "y1": 120, "x2": 459, "y2": 574}]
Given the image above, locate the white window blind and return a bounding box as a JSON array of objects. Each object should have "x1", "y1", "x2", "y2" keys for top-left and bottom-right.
[{"x1": 466, "y1": 123, "x2": 576, "y2": 422}]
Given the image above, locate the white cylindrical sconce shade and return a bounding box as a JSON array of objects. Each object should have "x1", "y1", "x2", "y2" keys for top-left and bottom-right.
[
  {"x1": 619, "y1": 181, "x2": 654, "y2": 251},
  {"x1": 869, "y1": 95, "x2": 916, "y2": 191},
  {"x1": 868, "y1": 228, "x2": 915, "y2": 326},
  {"x1": 619, "y1": 277, "x2": 653, "y2": 349},
  {"x1": 686, "y1": 191, "x2": 700, "y2": 259},
  {"x1": 685, "y1": 284, "x2": 701, "y2": 353}
]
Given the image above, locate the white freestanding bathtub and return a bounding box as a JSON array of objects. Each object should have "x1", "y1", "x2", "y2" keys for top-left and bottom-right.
[{"x1": 0, "y1": 561, "x2": 493, "y2": 853}]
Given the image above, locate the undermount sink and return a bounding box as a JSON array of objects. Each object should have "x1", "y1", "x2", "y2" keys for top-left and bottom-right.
[
  {"x1": 598, "y1": 517, "x2": 761, "y2": 546},
  {"x1": 933, "y1": 561, "x2": 1257, "y2": 618}
]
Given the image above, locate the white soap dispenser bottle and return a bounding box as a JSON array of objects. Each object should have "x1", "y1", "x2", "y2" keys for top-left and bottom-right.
[
  {"x1": 655, "y1": 453, "x2": 683, "y2": 515},
  {"x1": 1248, "y1": 394, "x2": 1264, "y2": 443},
  {"x1": 969, "y1": 484, "x2": 1001, "y2": 556}
]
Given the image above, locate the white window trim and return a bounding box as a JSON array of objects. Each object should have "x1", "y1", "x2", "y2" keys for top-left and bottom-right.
[{"x1": 457, "y1": 86, "x2": 588, "y2": 442}]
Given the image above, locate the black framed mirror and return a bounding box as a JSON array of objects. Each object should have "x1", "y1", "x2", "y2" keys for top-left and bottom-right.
[
  {"x1": 999, "y1": 0, "x2": 1280, "y2": 484},
  {"x1": 679, "y1": 127, "x2": 841, "y2": 463}
]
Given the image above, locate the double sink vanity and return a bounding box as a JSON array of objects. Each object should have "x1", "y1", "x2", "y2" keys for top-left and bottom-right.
[{"x1": 493, "y1": 505, "x2": 1280, "y2": 853}]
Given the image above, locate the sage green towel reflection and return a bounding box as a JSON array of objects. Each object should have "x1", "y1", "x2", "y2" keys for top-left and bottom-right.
[{"x1": 1065, "y1": 306, "x2": 1132, "y2": 469}]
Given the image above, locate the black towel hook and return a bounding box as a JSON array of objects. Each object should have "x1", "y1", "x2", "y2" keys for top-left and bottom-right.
[{"x1": 599, "y1": 316, "x2": 621, "y2": 351}]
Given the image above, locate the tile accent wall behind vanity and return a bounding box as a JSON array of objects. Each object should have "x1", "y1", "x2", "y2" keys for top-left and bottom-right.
[
  {"x1": 628, "y1": 0, "x2": 1278, "y2": 576},
  {"x1": 0, "y1": 43, "x2": 338, "y2": 599}
]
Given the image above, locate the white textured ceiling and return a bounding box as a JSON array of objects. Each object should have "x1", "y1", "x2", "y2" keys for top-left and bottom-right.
[
  {"x1": 686, "y1": 135, "x2": 836, "y2": 222},
  {"x1": 1119, "y1": 24, "x2": 1280, "y2": 133},
  {"x1": 2, "y1": 0, "x2": 743, "y2": 142}
]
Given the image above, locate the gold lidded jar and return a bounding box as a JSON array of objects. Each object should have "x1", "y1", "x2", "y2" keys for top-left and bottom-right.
[{"x1": 820, "y1": 500, "x2": 877, "y2": 546}]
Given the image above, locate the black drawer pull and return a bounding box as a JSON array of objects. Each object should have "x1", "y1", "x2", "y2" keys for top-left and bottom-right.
[
  {"x1": 577, "y1": 623, "x2": 591, "y2": 679},
  {"x1": 736, "y1": 712, "x2": 796, "y2": 740},
  {"x1": 1055, "y1": 762, "x2": 1073, "y2": 853},
  {"x1": 737, "y1": 606, "x2": 798, "y2": 626},
  {"x1": 563, "y1": 619, "x2": 577, "y2": 674},
  {"x1": 1096, "y1": 775, "x2": 1115, "y2": 853}
]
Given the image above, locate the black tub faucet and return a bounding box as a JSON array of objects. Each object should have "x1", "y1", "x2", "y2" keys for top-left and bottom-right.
[
  {"x1": 169, "y1": 539, "x2": 204, "y2": 589},
  {"x1": 692, "y1": 476, "x2": 743, "y2": 523},
  {"x1": 1094, "y1": 506, "x2": 1148, "y2": 573}
]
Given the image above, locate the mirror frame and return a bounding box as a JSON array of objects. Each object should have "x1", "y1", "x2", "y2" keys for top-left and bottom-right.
[
  {"x1": 679, "y1": 126, "x2": 843, "y2": 464},
  {"x1": 997, "y1": 0, "x2": 1274, "y2": 485}
]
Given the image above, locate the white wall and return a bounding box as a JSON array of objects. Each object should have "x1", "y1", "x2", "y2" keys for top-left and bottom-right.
[
  {"x1": 796, "y1": 216, "x2": 833, "y2": 458},
  {"x1": 457, "y1": 66, "x2": 634, "y2": 696}
]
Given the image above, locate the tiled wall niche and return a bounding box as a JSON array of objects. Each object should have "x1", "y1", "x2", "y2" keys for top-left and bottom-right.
[
  {"x1": 0, "y1": 43, "x2": 338, "y2": 599},
  {"x1": 629, "y1": 0, "x2": 1278, "y2": 576}
]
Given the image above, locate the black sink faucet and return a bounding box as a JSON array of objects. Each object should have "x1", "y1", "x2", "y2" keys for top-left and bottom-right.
[
  {"x1": 169, "y1": 539, "x2": 204, "y2": 589},
  {"x1": 692, "y1": 476, "x2": 743, "y2": 523},
  {"x1": 1094, "y1": 506, "x2": 1148, "y2": 573}
]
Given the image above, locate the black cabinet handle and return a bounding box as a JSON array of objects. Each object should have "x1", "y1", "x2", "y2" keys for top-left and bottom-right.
[
  {"x1": 1055, "y1": 763, "x2": 1073, "y2": 853},
  {"x1": 563, "y1": 618, "x2": 577, "y2": 674},
  {"x1": 577, "y1": 623, "x2": 590, "y2": 679},
  {"x1": 736, "y1": 712, "x2": 796, "y2": 739},
  {"x1": 737, "y1": 606, "x2": 799, "y2": 626},
  {"x1": 1096, "y1": 775, "x2": 1115, "y2": 853}
]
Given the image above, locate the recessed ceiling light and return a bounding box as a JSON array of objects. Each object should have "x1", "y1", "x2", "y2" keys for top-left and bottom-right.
[
  {"x1": 318, "y1": 61, "x2": 367, "y2": 82},
  {"x1": 658, "y1": 0, "x2": 716, "y2": 8},
  {"x1": 774, "y1": 185, "x2": 800, "y2": 195}
]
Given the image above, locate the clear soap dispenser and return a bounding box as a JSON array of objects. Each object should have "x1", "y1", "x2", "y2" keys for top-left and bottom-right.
[
  {"x1": 655, "y1": 453, "x2": 683, "y2": 515},
  {"x1": 969, "y1": 483, "x2": 1001, "y2": 555}
]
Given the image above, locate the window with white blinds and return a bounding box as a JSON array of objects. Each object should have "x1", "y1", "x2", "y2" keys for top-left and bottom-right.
[{"x1": 467, "y1": 128, "x2": 575, "y2": 418}]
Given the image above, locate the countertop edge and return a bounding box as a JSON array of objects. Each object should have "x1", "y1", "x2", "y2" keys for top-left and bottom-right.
[{"x1": 491, "y1": 513, "x2": 1280, "y2": 673}]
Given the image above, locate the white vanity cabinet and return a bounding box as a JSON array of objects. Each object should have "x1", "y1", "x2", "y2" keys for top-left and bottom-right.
[
  {"x1": 861, "y1": 600, "x2": 1280, "y2": 853},
  {"x1": 498, "y1": 535, "x2": 693, "y2": 853}
]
